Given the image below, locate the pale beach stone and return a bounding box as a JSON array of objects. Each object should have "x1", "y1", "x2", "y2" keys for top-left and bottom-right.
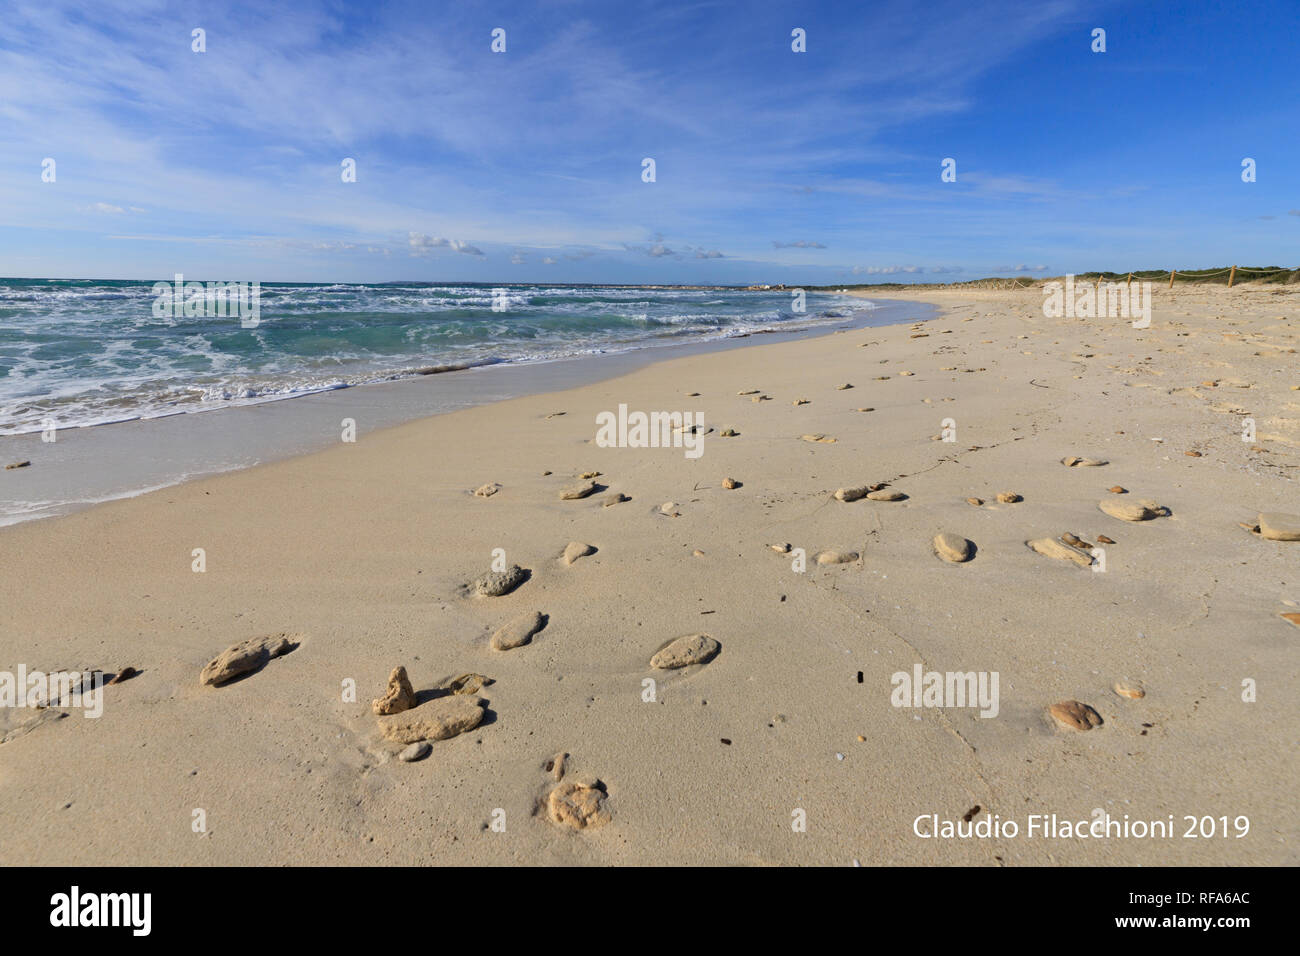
[
  {"x1": 491, "y1": 610, "x2": 546, "y2": 650},
  {"x1": 377, "y1": 696, "x2": 485, "y2": 744},
  {"x1": 199, "y1": 633, "x2": 295, "y2": 686},
  {"x1": 650, "y1": 633, "x2": 720, "y2": 669}
]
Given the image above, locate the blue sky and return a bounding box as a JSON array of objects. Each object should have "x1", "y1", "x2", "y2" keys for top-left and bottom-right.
[{"x1": 1, "y1": 0, "x2": 1295, "y2": 284}]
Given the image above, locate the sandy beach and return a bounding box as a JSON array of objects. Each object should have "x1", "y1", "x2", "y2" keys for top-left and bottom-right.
[{"x1": 1, "y1": 283, "x2": 1296, "y2": 866}]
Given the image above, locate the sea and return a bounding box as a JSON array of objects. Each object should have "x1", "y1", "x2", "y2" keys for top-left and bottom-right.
[
  {"x1": 0, "y1": 280, "x2": 931, "y2": 525},
  {"x1": 0, "y1": 280, "x2": 876, "y2": 436}
]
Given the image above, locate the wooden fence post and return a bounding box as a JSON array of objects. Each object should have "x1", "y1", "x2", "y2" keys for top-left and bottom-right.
[
  {"x1": 1127, "y1": 272, "x2": 1133, "y2": 288},
  {"x1": 1228, "y1": 265, "x2": 1237, "y2": 288},
  {"x1": 1169, "y1": 270, "x2": 1176, "y2": 289}
]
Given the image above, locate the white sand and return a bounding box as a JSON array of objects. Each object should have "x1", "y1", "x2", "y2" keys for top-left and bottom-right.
[{"x1": 1, "y1": 283, "x2": 1296, "y2": 865}]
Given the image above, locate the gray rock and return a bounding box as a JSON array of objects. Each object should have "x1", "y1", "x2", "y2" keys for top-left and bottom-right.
[
  {"x1": 474, "y1": 565, "x2": 527, "y2": 596},
  {"x1": 399, "y1": 741, "x2": 431, "y2": 762}
]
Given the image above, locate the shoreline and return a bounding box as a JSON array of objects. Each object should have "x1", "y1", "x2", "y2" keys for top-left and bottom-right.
[
  {"x1": 0, "y1": 298, "x2": 933, "y2": 527},
  {"x1": 1, "y1": 282, "x2": 1294, "y2": 866}
]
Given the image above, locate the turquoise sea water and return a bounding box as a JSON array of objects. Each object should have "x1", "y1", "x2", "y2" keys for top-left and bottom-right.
[{"x1": 0, "y1": 279, "x2": 871, "y2": 435}]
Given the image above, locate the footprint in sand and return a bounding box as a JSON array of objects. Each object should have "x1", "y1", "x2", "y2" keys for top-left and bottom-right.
[
  {"x1": 491, "y1": 610, "x2": 547, "y2": 650},
  {"x1": 199, "y1": 633, "x2": 298, "y2": 686}
]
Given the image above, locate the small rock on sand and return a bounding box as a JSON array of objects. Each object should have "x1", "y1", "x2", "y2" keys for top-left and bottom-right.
[
  {"x1": 491, "y1": 610, "x2": 547, "y2": 650},
  {"x1": 650, "y1": 633, "x2": 720, "y2": 669},
  {"x1": 816, "y1": 550, "x2": 859, "y2": 565},
  {"x1": 966, "y1": 497, "x2": 984, "y2": 506},
  {"x1": 1049, "y1": 700, "x2": 1103, "y2": 731},
  {"x1": 562, "y1": 541, "x2": 595, "y2": 565},
  {"x1": 1113, "y1": 680, "x2": 1145, "y2": 699},
  {"x1": 378, "y1": 695, "x2": 485, "y2": 744},
  {"x1": 801, "y1": 434, "x2": 837, "y2": 443},
  {"x1": 720, "y1": 428, "x2": 739, "y2": 437},
  {"x1": 372, "y1": 666, "x2": 417, "y2": 715},
  {"x1": 835, "y1": 486, "x2": 868, "y2": 502},
  {"x1": 107, "y1": 667, "x2": 137, "y2": 685},
  {"x1": 1108, "y1": 486, "x2": 1127, "y2": 494},
  {"x1": 399, "y1": 741, "x2": 431, "y2": 762},
  {"x1": 199, "y1": 633, "x2": 296, "y2": 686},
  {"x1": 1258, "y1": 513, "x2": 1300, "y2": 541},
  {"x1": 837, "y1": 383, "x2": 853, "y2": 390},
  {"x1": 602, "y1": 492, "x2": 630, "y2": 507},
  {"x1": 474, "y1": 565, "x2": 528, "y2": 596},
  {"x1": 996, "y1": 492, "x2": 1022, "y2": 503},
  {"x1": 547, "y1": 777, "x2": 610, "y2": 830},
  {"x1": 474, "y1": 482, "x2": 501, "y2": 497},
  {"x1": 1027, "y1": 537, "x2": 1093, "y2": 567},
  {"x1": 1061, "y1": 456, "x2": 1108, "y2": 467},
  {"x1": 5, "y1": 460, "x2": 31, "y2": 470},
  {"x1": 442, "y1": 673, "x2": 494, "y2": 695},
  {"x1": 1099, "y1": 499, "x2": 1161, "y2": 522},
  {"x1": 1281, "y1": 612, "x2": 1300, "y2": 629},
  {"x1": 722, "y1": 477, "x2": 740, "y2": 489},
  {"x1": 933, "y1": 533, "x2": 973, "y2": 563},
  {"x1": 1096, "y1": 534, "x2": 1115, "y2": 544},
  {"x1": 769, "y1": 543, "x2": 791, "y2": 553},
  {"x1": 559, "y1": 479, "x2": 598, "y2": 500},
  {"x1": 866, "y1": 489, "x2": 905, "y2": 501}
]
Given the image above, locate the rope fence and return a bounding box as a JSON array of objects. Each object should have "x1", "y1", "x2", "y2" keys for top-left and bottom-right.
[{"x1": 944, "y1": 266, "x2": 1300, "y2": 291}]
